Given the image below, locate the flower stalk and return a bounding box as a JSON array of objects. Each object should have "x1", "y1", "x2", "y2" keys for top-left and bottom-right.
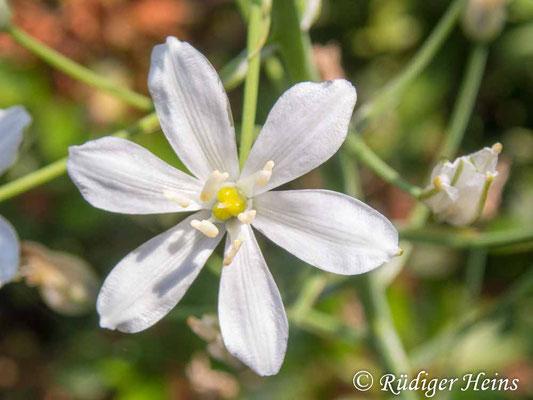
[
  {"x1": 7, "y1": 26, "x2": 153, "y2": 111},
  {"x1": 239, "y1": 2, "x2": 271, "y2": 166},
  {"x1": 353, "y1": 0, "x2": 467, "y2": 130},
  {"x1": 439, "y1": 43, "x2": 489, "y2": 159}
]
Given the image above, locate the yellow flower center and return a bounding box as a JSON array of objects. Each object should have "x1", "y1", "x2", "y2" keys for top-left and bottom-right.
[{"x1": 212, "y1": 186, "x2": 247, "y2": 220}]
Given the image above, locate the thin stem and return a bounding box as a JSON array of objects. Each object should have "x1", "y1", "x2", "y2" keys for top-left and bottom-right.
[
  {"x1": 464, "y1": 248, "x2": 488, "y2": 306},
  {"x1": 8, "y1": 26, "x2": 153, "y2": 111},
  {"x1": 398, "y1": 227, "x2": 533, "y2": 249},
  {"x1": 344, "y1": 134, "x2": 423, "y2": 199},
  {"x1": 0, "y1": 113, "x2": 160, "y2": 202},
  {"x1": 354, "y1": 0, "x2": 466, "y2": 130},
  {"x1": 357, "y1": 273, "x2": 416, "y2": 399},
  {"x1": 272, "y1": 0, "x2": 319, "y2": 83},
  {"x1": 239, "y1": 4, "x2": 269, "y2": 166},
  {"x1": 440, "y1": 44, "x2": 489, "y2": 159}
]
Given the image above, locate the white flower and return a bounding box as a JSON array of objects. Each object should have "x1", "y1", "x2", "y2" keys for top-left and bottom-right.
[
  {"x1": 0, "y1": 106, "x2": 31, "y2": 287},
  {"x1": 421, "y1": 143, "x2": 502, "y2": 226},
  {"x1": 67, "y1": 37, "x2": 399, "y2": 376}
]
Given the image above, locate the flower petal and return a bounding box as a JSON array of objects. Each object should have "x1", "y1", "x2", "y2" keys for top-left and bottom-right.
[
  {"x1": 240, "y1": 80, "x2": 356, "y2": 195},
  {"x1": 218, "y1": 224, "x2": 288, "y2": 376},
  {"x1": 67, "y1": 136, "x2": 204, "y2": 214},
  {"x1": 0, "y1": 106, "x2": 31, "y2": 174},
  {"x1": 97, "y1": 211, "x2": 224, "y2": 333},
  {"x1": 252, "y1": 190, "x2": 399, "y2": 275},
  {"x1": 0, "y1": 216, "x2": 19, "y2": 287},
  {"x1": 148, "y1": 37, "x2": 239, "y2": 181},
  {"x1": 469, "y1": 147, "x2": 498, "y2": 174}
]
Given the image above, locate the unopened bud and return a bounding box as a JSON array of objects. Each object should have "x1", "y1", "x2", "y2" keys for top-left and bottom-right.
[{"x1": 462, "y1": 0, "x2": 507, "y2": 42}]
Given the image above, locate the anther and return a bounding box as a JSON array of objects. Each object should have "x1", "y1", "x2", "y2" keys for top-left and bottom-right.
[
  {"x1": 163, "y1": 190, "x2": 191, "y2": 208},
  {"x1": 492, "y1": 142, "x2": 503, "y2": 154},
  {"x1": 200, "y1": 170, "x2": 229, "y2": 202},
  {"x1": 223, "y1": 239, "x2": 243, "y2": 266},
  {"x1": 237, "y1": 210, "x2": 256, "y2": 224},
  {"x1": 255, "y1": 160, "x2": 275, "y2": 186},
  {"x1": 486, "y1": 172, "x2": 495, "y2": 183},
  {"x1": 433, "y1": 176, "x2": 443, "y2": 190},
  {"x1": 191, "y1": 219, "x2": 219, "y2": 238},
  {"x1": 396, "y1": 248, "x2": 404, "y2": 257}
]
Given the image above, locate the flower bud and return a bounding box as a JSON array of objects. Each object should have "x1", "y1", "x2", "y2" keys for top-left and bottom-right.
[
  {"x1": 0, "y1": 0, "x2": 11, "y2": 31},
  {"x1": 19, "y1": 242, "x2": 99, "y2": 315},
  {"x1": 421, "y1": 144, "x2": 502, "y2": 226},
  {"x1": 462, "y1": 0, "x2": 507, "y2": 42}
]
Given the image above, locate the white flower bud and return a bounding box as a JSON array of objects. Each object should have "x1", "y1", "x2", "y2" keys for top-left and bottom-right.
[
  {"x1": 462, "y1": 0, "x2": 507, "y2": 42},
  {"x1": 19, "y1": 242, "x2": 99, "y2": 315},
  {"x1": 421, "y1": 144, "x2": 502, "y2": 226}
]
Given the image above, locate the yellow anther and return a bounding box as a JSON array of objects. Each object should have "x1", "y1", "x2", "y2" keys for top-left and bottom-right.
[
  {"x1": 191, "y1": 220, "x2": 219, "y2": 238},
  {"x1": 486, "y1": 172, "x2": 495, "y2": 183},
  {"x1": 492, "y1": 142, "x2": 503, "y2": 154},
  {"x1": 163, "y1": 190, "x2": 191, "y2": 208},
  {"x1": 433, "y1": 176, "x2": 443, "y2": 190},
  {"x1": 224, "y1": 239, "x2": 243, "y2": 266},
  {"x1": 237, "y1": 210, "x2": 256, "y2": 224},
  {"x1": 212, "y1": 186, "x2": 247, "y2": 221},
  {"x1": 396, "y1": 248, "x2": 404, "y2": 257},
  {"x1": 200, "y1": 170, "x2": 229, "y2": 202},
  {"x1": 255, "y1": 160, "x2": 275, "y2": 186}
]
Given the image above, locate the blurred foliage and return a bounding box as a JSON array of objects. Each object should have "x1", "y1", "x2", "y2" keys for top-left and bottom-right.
[{"x1": 0, "y1": 0, "x2": 532, "y2": 399}]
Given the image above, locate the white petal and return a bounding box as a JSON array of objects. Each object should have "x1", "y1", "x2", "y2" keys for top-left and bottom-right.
[
  {"x1": 252, "y1": 190, "x2": 399, "y2": 275},
  {"x1": 97, "y1": 211, "x2": 224, "y2": 333},
  {"x1": 148, "y1": 37, "x2": 239, "y2": 181},
  {"x1": 0, "y1": 216, "x2": 20, "y2": 286},
  {"x1": 67, "y1": 136, "x2": 204, "y2": 214},
  {"x1": 0, "y1": 106, "x2": 31, "y2": 174},
  {"x1": 240, "y1": 80, "x2": 356, "y2": 195},
  {"x1": 218, "y1": 224, "x2": 288, "y2": 376},
  {"x1": 446, "y1": 161, "x2": 488, "y2": 225},
  {"x1": 468, "y1": 147, "x2": 498, "y2": 174}
]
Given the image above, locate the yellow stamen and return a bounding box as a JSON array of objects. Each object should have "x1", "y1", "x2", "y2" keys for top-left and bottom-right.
[
  {"x1": 163, "y1": 190, "x2": 191, "y2": 208},
  {"x1": 237, "y1": 210, "x2": 256, "y2": 224},
  {"x1": 492, "y1": 142, "x2": 503, "y2": 154},
  {"x1": 224, "y1": 239, "x2": 243, "y2": 266},
  {"x1": 200, "y1": 170, "x2": 229, "y2": 202},
  {"x1": 255, "y1": 160, "x2": 275, "y2": 186},
  {"x1": 191, "y1": 220, "x2": 219, "y2": 238}
]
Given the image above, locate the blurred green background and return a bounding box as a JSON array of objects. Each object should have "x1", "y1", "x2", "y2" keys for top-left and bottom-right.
[{"x1": 0, "y1": 0, "x2": 532, "y2": 398}]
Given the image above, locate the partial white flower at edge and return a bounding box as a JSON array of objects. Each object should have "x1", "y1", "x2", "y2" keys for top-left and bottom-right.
[
  {"x1": 66, "y1": 37, "x2": 400, "y2": 376},
  {"x1": 421, "y1": 143, "x2": 502, "y2": 226},
  {"x1": 0, "y1": 106, "x2": 31, "y2": 287}
]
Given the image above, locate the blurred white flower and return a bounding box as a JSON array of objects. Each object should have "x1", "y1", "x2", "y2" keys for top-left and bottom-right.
[
  {"x1": 0, "y1": 106, "x2": 31, "y2": 287},
  {"x1": 19, "y1": 242, "x2": 99, "y2": 315},
  {"x1": 67, "y1": 37, "x2": 399, "y2": 376},
  {"x1": 421, "y1": 143, "x2": 502, "y2": 226}
]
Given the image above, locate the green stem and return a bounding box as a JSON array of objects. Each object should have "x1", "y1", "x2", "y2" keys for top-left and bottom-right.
[
  {"x1": 0, "y1": 113, "x2": 159, "y2": 202},
  {"x1": 464, "y1": 248, "x2": 488, "y2": 306},
  {"x1": 8, "y1": 26, "x2": 153, "y2": 111},
  {"x1": 272, "y1": 0, "x2": 319, "y2": 83},
  {"x1": 239, "y1": 4, "x2": 269, "y2": 166},
  {"x1": 344, "y1": 134, "x2": 423, "y2": 199},
  {"x1": 440, "y1": 44, "x2": 489, "y2": 159},
  {"x1": 357, "y1": 274, "x2": 415, "y2": 398},
  {"x1": 354, "y1": 0, "x2": 466, "y2": 130},
  {"x1": 398, "y1": 227, "x2": 533, "y2": 249}
]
